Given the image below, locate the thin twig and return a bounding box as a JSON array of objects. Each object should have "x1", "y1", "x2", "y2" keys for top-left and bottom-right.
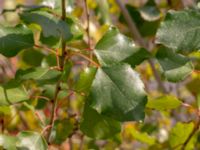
[
  {"x1": 70, "y1": 52, "x2": 100, "y2": 67},
  {"x1": 34, "y1": 44, "x2": 57, "y2": 55},
  {"x1": 32, "y1": 95, "x2": 51, "y2": 101},
  {"x1": 83, "y1": 0, "x2": 93, "y2": 65},
  {"x1": 41, "y1": 125, "x2": 52, "y2": 136},
  {"x1": 47, "y1": 81, "x2": 62, "y2": 143},
  {"x1": 84, "y1": 0, "x2": 91, "y2": 48},
  {"x1": 115, "y1": 0, "x2": 168, "y2": 93},
  {"x1": 18, "y1": 111, "x2": 30, "y2": 129},
  {"x1": 35, "y1": 111, "x2": 46, "y2": 126}
]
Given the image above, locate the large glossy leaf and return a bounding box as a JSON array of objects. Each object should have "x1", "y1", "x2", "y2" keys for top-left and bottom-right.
[
  {"x1": 0, "y1": 134, "x2": 18, "y2": 150},
  {"x1": 20, "y1": 11, "x2": 72, "y2": 45},
  {"x1": 0, "y1": 25, "x2": 34, "y2": 57},
  {"x1": 80, "y1": 104, "x2": 121, "y2": 139},
  {"x1": 16, "y1": 67, "x2": 61, "y2": 85},
  {"x1": 16, "y1": 131, "x2": 48, "y2": 150},
  {"x1": 147, "y1": 95, "x2": 182, "y2": 111},
  {"x1": 89, "y1": 64, "x2": 147, "y2": 122},
  {"x1": 95, "y1": 27, "x2": 150, "y2": 67},
  {"x1": 0, "y1": 81, "x2": 29, "y2": 106},
  {"x1": 156, "y1": 9, "x2": 200, "y2": 53},
  {"x1": 156, "y1": 47, "x2": 193, "y2": 82},
  {"x1": 169, "y1": 122, "x2": 194, "y2": 148}
]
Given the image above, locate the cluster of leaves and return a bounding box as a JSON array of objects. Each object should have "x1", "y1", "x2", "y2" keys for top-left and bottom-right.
[{"x1": 0, "y1": 0, "x2": 200, "y2": 149}]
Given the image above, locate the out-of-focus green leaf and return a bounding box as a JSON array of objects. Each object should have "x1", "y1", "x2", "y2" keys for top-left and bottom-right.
[
  {"x1": 16, "y1": 67, "x2": 61, "y2": 85},
  {"x1": 60, "y1": 61, "x2": 73, "y2": 82},
  {"x1": 89, "y1": 64, "x2": 147, "y2": 122},
  {"x1": 156, "y1": 47, "x2": 193, "y2": 82},
  {"x1": 120, "y1": 5, "x2": 160, "y2": 37},
  {"x1": 50, "y1": 119, "x2": 73, "y2": 144},
  {"x1": 66, "y1": 17, "x2": 84, "y2": 40},
  {"x1": 96, "y1": 0, "x2": 112, "y2": 24},
  {"x1": 0, "y1": 81, "x2": 29, "y2": 106},
  {"x1": 41, "y1": 54, "x2": 57, "y2": 67},
  {"x1": 41, "y1": 84, "x2": 68, "y2": 99},
  {"x1": 95, "y1": 27, "x2": 150, "y2": 67},
  {"x1": 80, "y1": 104, "x2": 121, "y2": 139},
  {"x1": 141, "y1": 0, "x2": 161, "y2": 21},
  {"x1": 129, "y1": 127, "x2": 156, "y2": 145},
  {"x1": 187, "y1": 77, "x2": 200, "y2": 94},
  {"x1": 0, "y1": 25, "x2": 34, "y2": 57},
  {"x1": 169, "y1": 122, "x2": 194, "y2": 148},
  {"x1": 0, "y1": 134, "x2": 17, "y2": 150},
  {"x1": 74, "y1": 67, "x2": 97, "y2": 94},
  {"x1": 140, "y1": 6, "x2": 161, "y2": 21},
  {"x1": 16, "y1": 131, "x2": 48, "y2": 150},
  {"x1": 156, "y1": 9, "x2": 200, "y2": 53},
  {"x1": 20, "y1": 49, "x2": 45, "y2": 67},
  {"x1": 147, "y1": 95, "x2": 182, "y2": 110},
  {"x1": 0, "y1": 106, "x2": 11, "y2": 116}
]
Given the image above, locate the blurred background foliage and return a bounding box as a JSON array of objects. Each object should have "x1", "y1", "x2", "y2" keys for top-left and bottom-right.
[{"x1": 0, "y1": 0, "x2": 200, "y2": 150}]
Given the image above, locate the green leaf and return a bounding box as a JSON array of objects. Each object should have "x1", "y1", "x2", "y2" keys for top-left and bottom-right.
[
  {"x1": 169, "y1": 122, "x2": 194, "y2": 148},
  {"x1": 80, "y1": 104, "x2": 121, "y2": 139},
  {"x1": 16, "y1": 131, "x2": 48, "y2": 150},
  {"x1": 147, "y1": 95, "x2": 182, "y2": 111},
  {"x1": 0, "y1": 134, "x2": 18, "y2": 150},
  {"x1": 0, "y1": 81, "x2": 29, "y2": 106},
  {"x1": 120, "y1": 5, "x2": 160, "y2": 37},
  {"x1": 139, "y1": 6, "x2": 161, "y2": 21},
  {"x1": 95, "y1": 27, "x2": 150, "y2": 67},
  {"x1": 20, "y1": 11, "x2": 72, "y2": 46},
  {"x1": 20, "y1": 49, "x2": 45, "y2": 67},
  {"x1": 0, "y1": 106, "x2": 11, "y2": 116},
  {"x1": 41, "y1": 54, "x2": 57, "y2": 67},
  {"x1": 0, "y1": 25, "x2": 34, "y2": 57},
  {"x1": 50, "y1": 119, "x2": 74, "y2": 144},
  {"x1": 41, "y1": 84, "x2": 68, "y2": 99},
  {"x1": 129, "y1": 127, "x2": 156, "y2": 145},
  {"x1": 156, "y1": 9, "x2": 200, "y2": 53},
  {"x1": 89, "y1": 64, "x2": 147, "y2": 122},
  {"x1": 66, "y1": 17, "x2": 84, "y2": 40},
  {"x1": 74, "y1": 67, "x2": 97, "y2": 94},
  {"x1": 156, "y1": 47, "x2": 193, "y2": 82},
  {"x1": 60, "y1": 61, "x2": 73, "y2": 82},
  {"x1": 16, "y1": 67, "x2": 61, "y2": 85}
]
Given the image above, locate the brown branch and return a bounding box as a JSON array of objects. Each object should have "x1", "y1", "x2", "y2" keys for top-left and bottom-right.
[
  {"x1": 0, "y1": 118, "x2": 4, "y2": 133},
  {"x1": 47, "y1": 81, "x2": 62, "y2": 143},
  {"x1": 84, "y1": 0, "x2": 91, "y2": 48},
  {"x1": 83, "y1": 0, "x2": 93, "y2": 65},
  {"x1": 70, "y1": 52, "x2": 100, "y2": 67},
  {"x1": 46, "y1": 0, "x2": 67, "y2": 144},
  {"x1": 115, "y1": 0, "x2": 168, "y2": 94},
  {"x1": 41, "y1": 125, "x2": 52, "y2": 136},
  {"x1": 34, "y1": 44, "x2": 57, "y2": 55}
]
